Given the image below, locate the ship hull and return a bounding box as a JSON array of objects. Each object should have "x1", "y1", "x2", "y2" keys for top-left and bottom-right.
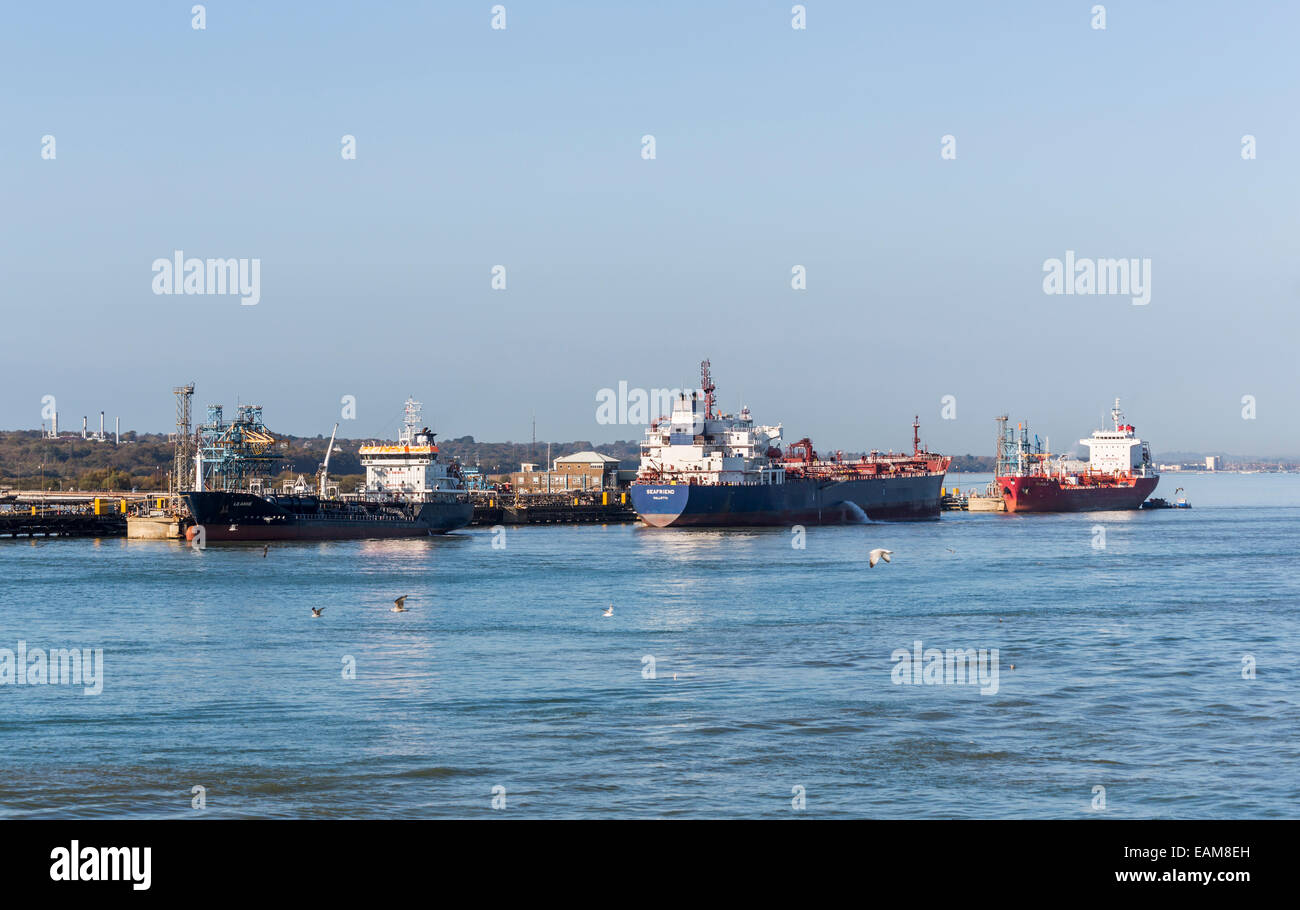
[
  {"x1": 997, "y1": 475, "x2": 1159, "y2": 513},
  {"x1": 182, "y1": 491, "x2": 472, "y2": 541},
  {"x1": 630, "y1": 474, "x2": 945, "y2": 528}
]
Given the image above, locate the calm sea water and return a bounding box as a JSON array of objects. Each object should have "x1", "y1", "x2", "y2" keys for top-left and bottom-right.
[{"x1": 2, "y1": 473, "x2": 1298, "y2": 818}]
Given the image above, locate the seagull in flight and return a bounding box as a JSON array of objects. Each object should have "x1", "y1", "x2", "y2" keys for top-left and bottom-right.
[
  {"x1": 868, "y1": 548, "x2": 893, "y2": 568},
  {"x1": 602, "y1": 605, "x2": 614, "y2": 617},
  {"x1": 311, "y1": 607, "x2": 324, "y2": 618},
  {"x1": 391, "y1": 595, "x2": 410, "y2": 613}
]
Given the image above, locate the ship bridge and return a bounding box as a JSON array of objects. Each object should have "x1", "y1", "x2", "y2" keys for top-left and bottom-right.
[
  {"x1": 638, "y1": 365, "x2": 785, "y2": 486},
  {"x1": 359, "y1": 398, "x2": 463, "y2": 494},
  {"x1": 1079, "y1": 399, "x2": 1152, "y2": 475}
]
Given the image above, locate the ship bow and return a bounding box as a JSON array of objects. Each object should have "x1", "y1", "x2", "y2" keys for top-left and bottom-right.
[{"x1": 630, "y1": 484, "x2": 690, "y2": 527}]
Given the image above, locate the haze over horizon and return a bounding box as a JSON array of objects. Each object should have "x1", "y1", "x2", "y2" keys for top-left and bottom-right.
[{"x1": 3, "y1": 2, "x2": 1297, "y2": 455}]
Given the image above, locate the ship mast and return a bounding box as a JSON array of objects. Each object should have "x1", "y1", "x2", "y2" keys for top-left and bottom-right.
[
  {"x1": 401, "y1": 397, "x2": 422, "y2": 445},
  {"x1": 994, "y1": 414, "x2": 1010, "y2": 477},
  {"x1": 700, "y1": 359, "x2": 716, "y2": 420}
]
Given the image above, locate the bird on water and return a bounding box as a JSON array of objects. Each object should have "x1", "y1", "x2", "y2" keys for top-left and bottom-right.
[
  {"x1": 602, "y1": 605, "x2": 614, "y2": 617},
  {"x1": 311, "y1": 607, "x2": 324, "y2": 617}
]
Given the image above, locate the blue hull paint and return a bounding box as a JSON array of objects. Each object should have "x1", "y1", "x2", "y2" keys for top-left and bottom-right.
[{"x1": 630, "y1": 475, "x2": 945, "y2": 527}]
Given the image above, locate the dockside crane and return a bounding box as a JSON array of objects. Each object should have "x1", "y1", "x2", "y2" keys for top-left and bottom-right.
[{"x1": 318, "y1": 423, "x2": 339, "y2": 499}]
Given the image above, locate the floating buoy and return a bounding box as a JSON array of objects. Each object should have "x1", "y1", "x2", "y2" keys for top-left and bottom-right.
[{"x1": 184, "y1": 526, "x2": 198, "y2": 541}]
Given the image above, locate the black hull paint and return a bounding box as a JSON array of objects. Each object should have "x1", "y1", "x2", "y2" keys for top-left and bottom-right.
[{"x1": 182, "y1": 491, "x2": 472, "y2": 541}]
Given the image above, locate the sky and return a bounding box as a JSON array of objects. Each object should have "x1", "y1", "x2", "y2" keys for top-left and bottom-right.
[{"x1": 2, "y1": 1, "x2": 1297, "y2": 456}]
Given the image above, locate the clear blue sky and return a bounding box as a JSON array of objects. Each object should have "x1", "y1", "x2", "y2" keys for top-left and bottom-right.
[{"x1": 2, "y1": 1, "x2": 1297, "y2": 455}]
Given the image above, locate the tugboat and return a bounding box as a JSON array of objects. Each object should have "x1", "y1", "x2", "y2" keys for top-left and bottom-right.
[
  {"x1": 628, "y1": 361, "x2": 950, "y2": 527},
  {"x1": 182, "y1": 398, "x2": 473, "y2": 540},
  {"x1": 1142, "y1": 487, "x2": 1191, "y2": 509}
]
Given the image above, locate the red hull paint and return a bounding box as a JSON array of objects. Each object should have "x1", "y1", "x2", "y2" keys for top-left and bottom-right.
[{"x1": 997, "y1": 475, "x2": 1159, "y2": 513}]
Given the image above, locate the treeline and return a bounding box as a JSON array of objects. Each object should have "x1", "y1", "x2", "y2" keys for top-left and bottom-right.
[
  {"x1": 0, "y1": 429, "x2": 995, "y2": 491},
  {"x1": 949, "y1": 455, "x2": 996, "y2": 472},
  {"x1": 0, "y1": 430, "x2": 640, "y2": 491}
]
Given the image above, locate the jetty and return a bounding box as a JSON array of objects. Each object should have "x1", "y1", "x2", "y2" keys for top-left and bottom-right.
[
  {"x1": 940, "y1": 486, "x2": 1007, "y2": 512},
  {"x1": 0, "y1": 505, "x2": 128, "y2": 538},
  {"x1": 472, "y1": 491, "x2": 637, "y2": 525}
]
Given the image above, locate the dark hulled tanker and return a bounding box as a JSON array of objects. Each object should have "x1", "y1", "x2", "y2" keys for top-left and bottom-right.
[
  {"x1": 629, "y1": 362, "x2": 949, "y2": 528},
  {"x1": 181, "y1": 397, "x2": 472, "y2": 541}
]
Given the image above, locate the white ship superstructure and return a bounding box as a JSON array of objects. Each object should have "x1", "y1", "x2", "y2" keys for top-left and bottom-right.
[
  {"x1": 637, "y1": 387, "x2": 784, "y2": 486},
  {"x1": 359, "y1": 398, "x2": 465, "y2": 495},
  {"x1": 1079, "y1": 399, "x2": 1157, "y2": 477}
]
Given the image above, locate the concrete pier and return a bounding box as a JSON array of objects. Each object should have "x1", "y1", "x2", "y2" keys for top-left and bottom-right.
[{"x1": 126, "y1": 515, "x2": 185, "y2": 539}]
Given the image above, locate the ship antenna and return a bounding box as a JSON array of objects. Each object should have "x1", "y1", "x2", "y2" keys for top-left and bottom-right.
[
  {"x1": 700, "y1": 359, "x2": 716, "y2": 420},
  {"x1": 913, "y1": 415, "x2": 921, "y2": 456}
]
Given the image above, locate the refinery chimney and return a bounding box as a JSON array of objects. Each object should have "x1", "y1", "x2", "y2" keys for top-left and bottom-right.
[
  {"x1": 115, "y1": 416, "x2": 120, "y2": 445},
  {"x1": 100, "y1": 411, "x2": 105, "y2": 441},
  {"x1": 82, "y1": 416, "x2": 88, "y2": 439}
]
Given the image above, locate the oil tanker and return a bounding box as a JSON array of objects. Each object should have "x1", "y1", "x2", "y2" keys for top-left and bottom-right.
[
  {"x1": 629, "y1": 362, "x2": 950, "y2": 527},
  {"x1": 182, "y1": 398, "x2": 472, "y2": 541},
  {"x1": 994, "y1": 401, "x2": 1159, "y2": 513}
]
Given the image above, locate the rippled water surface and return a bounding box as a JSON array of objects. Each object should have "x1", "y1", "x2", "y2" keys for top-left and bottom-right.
[{"x1": 2, "y1": 473, "x2": 1298, "y2": 818}]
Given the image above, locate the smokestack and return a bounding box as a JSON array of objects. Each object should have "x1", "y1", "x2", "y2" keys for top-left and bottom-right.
[
  {"x1": 100, "y1": 411, "x2": 105, "y2": 441},
  {"x1": 82, "y1": 416, "x2": 87, "y2": 439},
  {"x1": 115, "y1": 416, "x2": 120, "y2": 445},
  {"x1": 52, "y1": 412, "x2": 58, "y2": 438},
  {"x1": 194, "y1": 450, "x2": 204, "y2": 492}
]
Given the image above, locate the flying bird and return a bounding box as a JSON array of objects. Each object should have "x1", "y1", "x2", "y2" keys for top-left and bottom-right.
[
  {"x1": 392, "y1": 595, "x2": 410, "y2": 613},
  {"x1": 868, "y1": 548, "x2": 893, "y2": 568},
  {"x1": 311, "y1": 607, "x2": 324, "y2": 617},
  {"x1": 602, "y1": 605, "x2": 614, "y2": 617}
]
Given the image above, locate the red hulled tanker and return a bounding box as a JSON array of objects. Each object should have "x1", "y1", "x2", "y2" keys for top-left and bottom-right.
[{"x1": 995, "y1": 401, "x2": 1159, "y2": 513}]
